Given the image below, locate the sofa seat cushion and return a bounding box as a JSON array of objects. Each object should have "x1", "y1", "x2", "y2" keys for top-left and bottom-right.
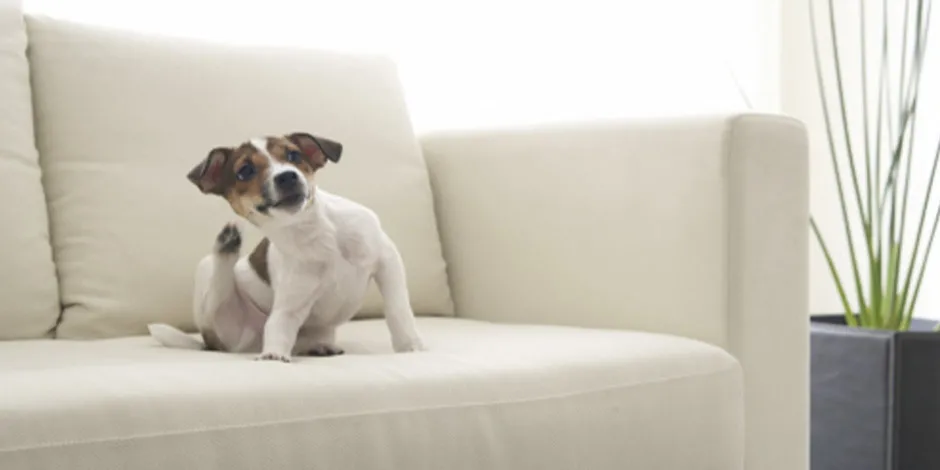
[{"x1": 0, "y1": 318, "x2": 742, "y2": 470}]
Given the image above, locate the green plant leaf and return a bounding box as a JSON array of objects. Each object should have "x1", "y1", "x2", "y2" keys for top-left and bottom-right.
[
  {"x1": 809, "y1": 0, "x2": 935, "y2": 331},
  {"x1": 812, "y1": 218, "x2": 857, "y2": 326},
  {"x1": 809, "y1": 0, "x2": 872, "y2": 325},
  {"x1": 882, "y1": 241, "x2": 901, "y2": 328}
]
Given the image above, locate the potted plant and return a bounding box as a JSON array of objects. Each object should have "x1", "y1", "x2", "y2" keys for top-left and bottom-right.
[{"x1": 808, "y1": 0, "x2": 940, "y2": 469}]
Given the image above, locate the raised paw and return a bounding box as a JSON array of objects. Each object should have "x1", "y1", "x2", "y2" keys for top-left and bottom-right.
[
  {"x1": 214, "y1": 223, "x2": 242, "y2": 255},
  {"x1": 304, "y1": 344, "x2": 345, "y2": 357},
  {"x1": 255, "y1": 351, "x2": 291, "y2": 363}
]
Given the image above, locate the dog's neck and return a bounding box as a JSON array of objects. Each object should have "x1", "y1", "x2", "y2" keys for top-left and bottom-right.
[{"x1": 259, "y1": 189, "x2": 334, "y2": 257}]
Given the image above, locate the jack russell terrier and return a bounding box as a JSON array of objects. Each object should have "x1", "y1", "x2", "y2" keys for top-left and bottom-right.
[{"x1": 148, "y1": 132, "x2": 425, "y2": 362}]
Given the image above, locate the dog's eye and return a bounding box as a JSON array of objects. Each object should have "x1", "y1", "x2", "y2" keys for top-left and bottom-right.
[
  {"x1": 236, "y1": 164, "x2": 256, "y2": 181},
  {"x1": 286, "y1": 150, "x2": 302, "y2": 163}
]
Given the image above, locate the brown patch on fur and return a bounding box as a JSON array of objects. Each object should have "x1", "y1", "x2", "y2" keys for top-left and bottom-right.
[
  {"x1": 265, "y1": 136, "x2": 322, "y2": 177},
  {"x1": 285, "y1": 133, "x2": 343, "y2": 168},
  {"x1": 188, "y1": 143, "x2": 272, "y2": 220},
  {"x1": 188, "y1": 134, "x2": 342, "y2": 221},
  {"x1": 218, "y1": 143, "x2": 273, "y2": 220},
  {"x1": 187, "y1": 147, "x2": 233, "y2": 195},
  {"x1": 248, "y1": 238, "x2": 271, "y2": 285}
]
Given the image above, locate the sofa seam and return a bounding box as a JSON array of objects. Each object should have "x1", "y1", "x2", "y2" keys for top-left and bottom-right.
[
  {"x1": 21, "y1": 12, "x2": 70, "y2": 339},
  {"x1": 0, "y1": 363, "x2": 740, "y2": 453}
]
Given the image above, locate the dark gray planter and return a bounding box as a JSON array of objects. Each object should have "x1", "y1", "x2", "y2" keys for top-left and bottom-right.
[{"x1": 811, "y1": 314, "x2": 940, "y2": 470}]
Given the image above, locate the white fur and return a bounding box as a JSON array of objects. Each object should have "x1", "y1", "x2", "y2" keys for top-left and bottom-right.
[
  {"x1": 150, "y1": 152, "x2": 425, "y2": 361},
  {"x1": 249, "y1": 137, "x2": 273, "y2": 158},
  {"x1": 148, "y1": 323, "x2": 204, "y2": 350}
]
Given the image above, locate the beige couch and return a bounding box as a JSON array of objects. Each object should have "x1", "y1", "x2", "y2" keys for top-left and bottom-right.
[{"x1": 0, "y1": 3, "x2": 810, "y2": 470}]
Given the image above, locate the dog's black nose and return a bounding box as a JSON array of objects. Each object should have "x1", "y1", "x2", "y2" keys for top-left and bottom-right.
[{"x1": 274, "y1": 171, "x2": 299, "y2": 189}]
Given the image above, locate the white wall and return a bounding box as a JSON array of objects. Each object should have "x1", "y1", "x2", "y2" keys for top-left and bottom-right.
[
  {"x1": 24, "y1": 0, "x2": 771, "y2": 133},
  {"x1": 781, "y1": 0, "x2": 940, "y2": 320}
]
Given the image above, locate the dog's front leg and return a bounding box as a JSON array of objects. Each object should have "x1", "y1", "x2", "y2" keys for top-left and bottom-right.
[
  {"x1": 375, "y1": 235, "x2": 426, "y2": 352},
  {"x1": 294, "y1": 327, "x2": 344, "y2": 357},
  {"x1": 257, "y1": 275, "x2": 318, "y2": 363}
]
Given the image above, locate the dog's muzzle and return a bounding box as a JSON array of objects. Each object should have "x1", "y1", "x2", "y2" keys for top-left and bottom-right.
[
  {"x1": 274, "y1": 171, "x2": 300, "y2": 192},
  {"x1": 256, "y1": 171, "x2": 308, "y2": 213}
]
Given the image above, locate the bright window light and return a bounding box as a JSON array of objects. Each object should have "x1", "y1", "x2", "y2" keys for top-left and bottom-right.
[{"x1": 23, "y1": 0, "x2": 776, "y2": 133}]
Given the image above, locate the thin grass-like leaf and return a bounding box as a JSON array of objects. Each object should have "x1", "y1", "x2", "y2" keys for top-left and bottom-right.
[
  {"x1": 898, "y1": 0, "x2": 912, "y2": 116},
  {"x1": 811, "y1": 0, "x2": 871, "y2": 325},
  {"x1": 859, "y1": 0, "x2": 882, "y2": 326},
  {"x1": 812, "y1": 218, "x2": 858, "y2": 326},
  {"x1": 894, "y1": 0, "x2": 929, "y2": 328},
  {"x1": 898, "y1": 130, "x2": 940, "y2": 329},
  {"x1": 811, "y1": 0, "x2": 934, "y2": 330},
  {"x1": 880, "y1": 116, "x2": 914, "y2": 216},
  {"x1": 905, "y1": 182, "x2": 940, "y2": 326},
  {"x1": 887, "y1": 148, "x2": 901, "y2": 326},
  {"x1": 883, "y1": 241, "x2": 901, "y2": 327},
  {"x1": 827, "y1": 1, "x2": 878, "y2": 316},
  {"x1": 860, "y1": 0, "x2": 873, "y2": 226},
  {"x1": 871, "y1": 0, "x2": 890, "y2": 325},
  {"x1": 827, "y1": 0, "x2": 870, "y2": 231},
  {"x1": 878, "y1": 2, "x2": 920, "y2": 218}
]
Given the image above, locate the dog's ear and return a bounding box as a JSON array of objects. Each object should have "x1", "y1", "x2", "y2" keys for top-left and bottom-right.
[
  {"x1": 187, "y1": 147, "x2": 232, "y2": 195},
  {"x1": 287, "y1": 132, "x2": 342, "y2": 166}
]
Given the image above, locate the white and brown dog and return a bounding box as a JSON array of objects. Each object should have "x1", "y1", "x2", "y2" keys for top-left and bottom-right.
[{"x1": 148, "y1": 132, "x2": 425, "y2": 362}]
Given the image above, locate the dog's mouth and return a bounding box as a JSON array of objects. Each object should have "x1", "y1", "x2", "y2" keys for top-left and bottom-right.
[
  {"x1": 256, "y1": 192, "x2": 308, "y2": 213},
  {"x1": 272, "y1": 193, "x2": 306, "y2": 208}
]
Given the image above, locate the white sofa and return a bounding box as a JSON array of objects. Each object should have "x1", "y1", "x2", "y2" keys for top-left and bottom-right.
[{"x1": 0, "y1": 3, "x2": 810, "y2": 470}]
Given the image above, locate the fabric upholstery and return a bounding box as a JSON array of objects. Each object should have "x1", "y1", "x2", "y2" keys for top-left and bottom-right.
[
  {"x1": 0, "y1": 0, "x2": 60, "y2": 339},
  {"x1": 0, "y1": 318, "x2": 743, "y2": 470},
  {"x1": 0, "y1": 8, "x2": 806, "y2": 467},
  {"x1": 422, "y1": 116, "x2": 731, "y2": 343},
  {"x1": 25, "y1": 16, "x2": 454, "y2": 339},
  {"x1": 420, "y1": 114, "x2": 809, "y2": 470}
]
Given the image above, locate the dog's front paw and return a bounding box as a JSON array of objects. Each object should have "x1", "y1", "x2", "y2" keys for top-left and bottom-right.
[
  {"x1": 214, "y1": 223, "x2": 242, "y2": 255},
  {"x1": 393, "y1": 337, "x2": 426, "y2": 353},
  {"x1": 303, "y1": 344, "x2": 345, "y2": 357},
  {"x1": 255, "y1": 351, "x2": 291, "y2": 363}
]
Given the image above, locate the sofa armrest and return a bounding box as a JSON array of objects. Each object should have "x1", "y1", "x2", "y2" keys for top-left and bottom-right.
[{"x1": 420, "y1": 113, "x2": 809, "y2": 470}]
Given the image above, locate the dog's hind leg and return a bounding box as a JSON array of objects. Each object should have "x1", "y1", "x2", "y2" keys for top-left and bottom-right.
[
  {"x1": 149, "y1": 223, "x2": 242, "y2": 351},
  {"x1": 374, "y1": 233, "x2": 426, "y2": 353},
  {"x1": 193, "y1": 223, "x2": 243, "y2": 351}
]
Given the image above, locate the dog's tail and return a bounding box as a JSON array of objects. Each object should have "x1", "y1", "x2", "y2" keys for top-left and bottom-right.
[{"x1": 147, "y1": 323, "x2": 206, "y2": 350}]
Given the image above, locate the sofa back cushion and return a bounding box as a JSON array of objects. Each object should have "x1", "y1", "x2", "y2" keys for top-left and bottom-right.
[
  {"x1": 26, "y1": 16, "x2": 454, "y2": 339},
  {"x1": 0, "y1": 1, "x2": 61, "y2": 339}
]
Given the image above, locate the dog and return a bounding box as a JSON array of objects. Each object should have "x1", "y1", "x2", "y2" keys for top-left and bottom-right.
[{"x1": 148, "y1": 132, "x2": 425, "y2": 362}]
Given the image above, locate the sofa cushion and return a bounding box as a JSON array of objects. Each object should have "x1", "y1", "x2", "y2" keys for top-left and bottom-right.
[
  {"x1": 0, "y1": 318, "x2": 742, "y2": 470},
  {"x1": 0, "y1": 0, "x2": 60, "y2": 339},
  {"x1": 25, "y1": 16, "x2": 454, "y2": 339}
]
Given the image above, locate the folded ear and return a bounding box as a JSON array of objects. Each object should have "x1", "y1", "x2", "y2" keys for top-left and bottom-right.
[
  {"x1": 187, "y1": 147, "x2": 232, "y2": 195},
  {"x1": 287, "y1": 132, "x2": 342, "y2": 166}
]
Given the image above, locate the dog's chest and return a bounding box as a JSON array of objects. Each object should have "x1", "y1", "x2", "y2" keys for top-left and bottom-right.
[{"x1": 266, "y1": 234, "x2": 374, "y2": 322}]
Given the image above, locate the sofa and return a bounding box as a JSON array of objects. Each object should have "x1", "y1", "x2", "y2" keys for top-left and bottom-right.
[{"x1": 0, "y1": 2, "x2": 810, "y2": 469}]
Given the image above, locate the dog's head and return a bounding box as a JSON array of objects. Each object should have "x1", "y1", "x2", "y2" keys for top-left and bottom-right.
[{"x1": 186, "y1": 132, "x2": 342, "y2": 225}]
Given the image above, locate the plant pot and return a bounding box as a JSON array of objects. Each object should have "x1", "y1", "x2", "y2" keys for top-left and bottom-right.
[{"x1": 811, "y1": 314, "x2": 940, "y2": 470}]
